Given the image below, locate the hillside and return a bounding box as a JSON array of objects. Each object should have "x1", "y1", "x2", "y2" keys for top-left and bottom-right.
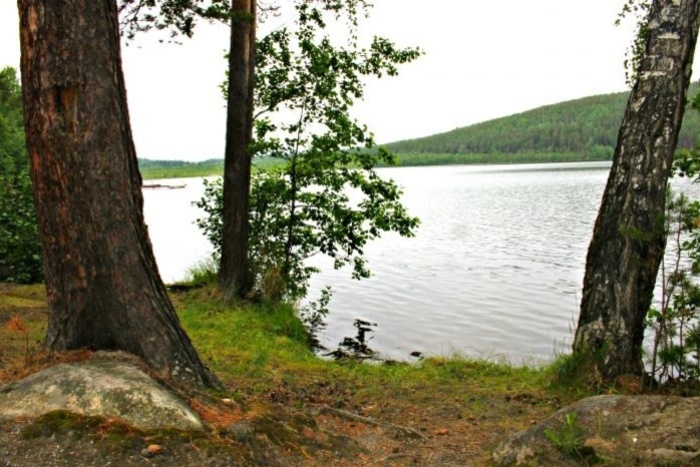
[
  {"x1": 137, "y1": 85, "x2": 700, "y2": 176},
  {"x1": 386, "y1": 83, "x2": 700, "y2": 161}
]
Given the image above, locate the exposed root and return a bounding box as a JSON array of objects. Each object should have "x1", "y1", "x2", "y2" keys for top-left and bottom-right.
[{"x1": 317, "y1": 406, "x2": 426, "y2": 440}]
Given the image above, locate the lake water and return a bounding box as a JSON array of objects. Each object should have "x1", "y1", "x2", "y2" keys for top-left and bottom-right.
[{"x1": 142, "y1": 161, "x2": 683, "y2": 364}]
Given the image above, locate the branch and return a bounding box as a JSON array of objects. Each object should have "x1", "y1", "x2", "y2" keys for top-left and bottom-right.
[
  {"x1": 317, "y1": 406, "x2": 426, "y2": 440},
  {"x1": 254, "y1": 105, "x2": 275, "y2": 120}
]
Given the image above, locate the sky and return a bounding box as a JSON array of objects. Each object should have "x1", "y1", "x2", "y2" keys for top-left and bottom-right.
[{"x1": 2, "y1": 1, "x2": 698, "y2": 161}]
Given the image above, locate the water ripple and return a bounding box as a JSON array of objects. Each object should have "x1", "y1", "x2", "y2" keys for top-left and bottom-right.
[
  {"x1": 141, "y1": 162, "x2": 700, "y2": 365},
  {"x1": 308, "y1": 162, "x2": 611, "y2": 363}
]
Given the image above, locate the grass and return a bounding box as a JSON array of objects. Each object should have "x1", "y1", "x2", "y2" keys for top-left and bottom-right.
[
  {"x1": 139, "y1": 159, "x2": 224, "y2": 180},
  {"x1": 139, "y1": 157, "x2": 284, "y2": 180},
  {"x1": 179, "y1": 257, "x2": 220, "y2": 288},
  {"x1": 0, "y1": 282, "x2": 600, "y2": 464},
  {"x1": 0, "y1": 283, "x2": 47, "y2": 371},
  {"x1": 169, "y1": 282, "x2": 585, "y2": 391}
]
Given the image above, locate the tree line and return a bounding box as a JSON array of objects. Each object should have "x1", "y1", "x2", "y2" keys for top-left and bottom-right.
[
  {"x1": 138, "y1": 158, "x2": 225, "y2": 178},
  {"x1": 387, "y1": 84, "x2": 700, "y2": 159}
]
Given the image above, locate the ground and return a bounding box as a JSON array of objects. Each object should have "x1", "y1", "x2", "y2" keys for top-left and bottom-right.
[
  {"x1": 0, "y1": 283, "x2": 588, "y2": 466},
  {"x1": 0, "y1": 389, "x2": 562, "y2": 466}
]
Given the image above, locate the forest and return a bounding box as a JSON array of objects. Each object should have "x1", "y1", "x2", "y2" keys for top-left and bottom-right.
[
  {"x1": 138, "y1": 82, "x2": 700, "y2": 175},
  {"x1": 388, "y1": 82, "x2": 700, "y2": 160}
]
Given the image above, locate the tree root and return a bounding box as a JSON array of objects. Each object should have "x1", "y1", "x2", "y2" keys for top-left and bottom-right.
[{"x1": 317, "y1": 406, "x2": 426, "y2": 440}]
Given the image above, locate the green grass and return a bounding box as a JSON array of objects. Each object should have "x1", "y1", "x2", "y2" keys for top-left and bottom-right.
[
  {"x1": 175, "y1": 289, "x2": 321, "y2": 389},
  {"x1": 139, "y1": 160, "x2": 224, "y2": 180},
  {"x1": 174, "y1": 285, "x2": 591, "y2": 404},
  {"x1": 140, "y1": 166, "x2": 221, "y2": 180},
  {"x1": 179, "y1": 257, "x2": 219, "y2": 288},
  {"x1": 139, "y1": 157, "x2": 284, "y2": 180}
]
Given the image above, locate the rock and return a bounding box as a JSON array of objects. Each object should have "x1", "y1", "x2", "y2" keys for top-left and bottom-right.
[
  {"x1": 493, "y1": 395, "x2": 700, "y2": 466},
  {"x1": 140, "y1": 444, "x2": 165, "y2": 458},
  {"x1": 0, "y1": 356, "x2": 203, "y2": 432},
  {"x1": 227, "y1": 420, "x2": 255, "y2": 443}
]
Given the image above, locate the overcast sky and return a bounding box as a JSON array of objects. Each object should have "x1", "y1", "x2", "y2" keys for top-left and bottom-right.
[{"x1": 2, "y1": 1, "x2": 698, "y2": 161}]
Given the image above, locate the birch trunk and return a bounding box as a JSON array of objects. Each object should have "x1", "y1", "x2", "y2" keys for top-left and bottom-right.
[{"x1": 573, "y1": 0, "x2": 700, "y2": 379}]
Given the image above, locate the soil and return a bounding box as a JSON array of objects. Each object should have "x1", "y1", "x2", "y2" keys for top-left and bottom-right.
[
  {"x1": 0, "y1": 284, "x2": 564, "y2": 466},
  {"x1": 0, "y1": 382, "x2": 561, "y2": 466}
]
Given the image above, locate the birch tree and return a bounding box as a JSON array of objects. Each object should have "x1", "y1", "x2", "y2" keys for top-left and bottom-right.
[{"x1": 573, "y1": 0, "x2": 700, "y2": 380}]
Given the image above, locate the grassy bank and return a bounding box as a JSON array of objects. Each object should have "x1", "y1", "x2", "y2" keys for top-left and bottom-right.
[
  {"x1": 139, "y1": 157, "x2": 284, "y2": 180},
  {"x1": 0, "y1": 282, "x2": 596, "y2": 464},
  {"x1": 139, "y1": 159, "x2": 224, "y2": 179}
]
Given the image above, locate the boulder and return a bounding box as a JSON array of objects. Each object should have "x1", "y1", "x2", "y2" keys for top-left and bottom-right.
[
  {"x1": 0, "y1": 355, "x2": 203, "y2": 431},
  {"x1": 493, "y1": 395, "x2": 700, "y2": 466}
]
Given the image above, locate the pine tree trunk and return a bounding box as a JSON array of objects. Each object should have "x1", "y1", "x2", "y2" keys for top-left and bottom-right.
[
  {"x1": 573, "y1": 0, "x2": 700, "y2": 379},
  {"x1": 220, "y1": 0, "x2": 256, "y2": 298},
  {"x1": 18, "y1": 0, "x2": 220, "y2": 389}
]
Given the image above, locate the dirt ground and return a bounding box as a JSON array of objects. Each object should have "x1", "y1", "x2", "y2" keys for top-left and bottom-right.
[
  {"x1": 0, "y1": 373, "x2": 563, "y2": 466},
  {"x1": 0, "y1": 394, "x2": 560, "y2": 466},
  {"x1": 0, "y1": 283, "x2": 565, "y2": 466}
]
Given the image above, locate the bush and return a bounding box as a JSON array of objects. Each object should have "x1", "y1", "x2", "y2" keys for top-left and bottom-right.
[
  {"x1": 197, "y1": 3, "x2": 420, "y2": 301},
  {"x1": 0, "y1": 171, "x2": 42, "y2": 283},
  {"x1": 0, "y1": 66, "x2": 42, "y2": 284}
]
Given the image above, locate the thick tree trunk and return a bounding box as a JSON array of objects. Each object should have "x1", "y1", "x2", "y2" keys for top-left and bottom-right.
[
  {"x1": 573, "y1": 0, "x2": 700, "y2": 379},
  {"x1": 18, "y1": 0, "x2": 220, "y2": 389},
  {"x1": 220, "y1": 0, "x2": 256, "y2": 298}
]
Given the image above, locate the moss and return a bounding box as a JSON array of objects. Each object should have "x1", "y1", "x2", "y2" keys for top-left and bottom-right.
[
  {"x1": 241, "y1": 405, "x2": 366, "y2": 460},
  {"x1": 20, "y1": 410, "x2": 107, "y2": 440},
  {"x1": 19, "y1": 410, "x2": 219, "y2": 456}
]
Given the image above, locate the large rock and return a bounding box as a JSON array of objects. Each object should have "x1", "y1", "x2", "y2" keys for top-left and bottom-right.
[
  {"x1": 0, "y1": 355, "x2": 203, "y2": 431},
  {"x1": 493, "y1": 395, "x2": 700, "y2": 466}
]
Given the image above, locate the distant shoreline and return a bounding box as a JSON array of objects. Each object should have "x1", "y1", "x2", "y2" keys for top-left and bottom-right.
[{"x1": 139, "y1": 152, "x2": 611, "y2": 180}]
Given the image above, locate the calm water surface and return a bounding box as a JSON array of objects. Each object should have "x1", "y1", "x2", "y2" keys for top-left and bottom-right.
[
  {"x1": 305, "y1": 162, "x2": 611, "y2": 363},
  {"x1": 143, "y1": 162, "x2": 628, "y2": 363}
]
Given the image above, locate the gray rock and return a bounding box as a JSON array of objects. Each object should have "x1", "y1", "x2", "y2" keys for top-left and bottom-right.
[
  {"x1": 493, "y1": 395, "x2": 700, "y2": 466},
  {"x1": 227, "y1": 420, "x2": 254, "y2": 443},
  {"x1": 0, "y1": 356, "x2": 203, "y2": 432}
]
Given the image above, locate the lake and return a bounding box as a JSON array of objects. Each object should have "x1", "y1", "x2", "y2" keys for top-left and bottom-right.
[{"x1": 142, "y1": 161, "x2": 684, "y2": 364}]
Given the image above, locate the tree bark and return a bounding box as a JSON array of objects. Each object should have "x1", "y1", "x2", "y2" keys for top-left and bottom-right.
[
  {"x1": 573, "y1": 0, "x2": 700, "y2": 379},
  {"x1": 219, "y1": 0, "x2": 256, "y2": 298},
  {"x1": 18, "y1": 0, "x2": 220, "y2": 389}
]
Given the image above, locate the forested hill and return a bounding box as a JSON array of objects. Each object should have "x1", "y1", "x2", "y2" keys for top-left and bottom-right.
[
  {"x1": 137, "y1": 85, "x2": 700, "y2": 176},
  {"x1": 386, "y1": 83, "x2": 700, "y2": 161}
]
